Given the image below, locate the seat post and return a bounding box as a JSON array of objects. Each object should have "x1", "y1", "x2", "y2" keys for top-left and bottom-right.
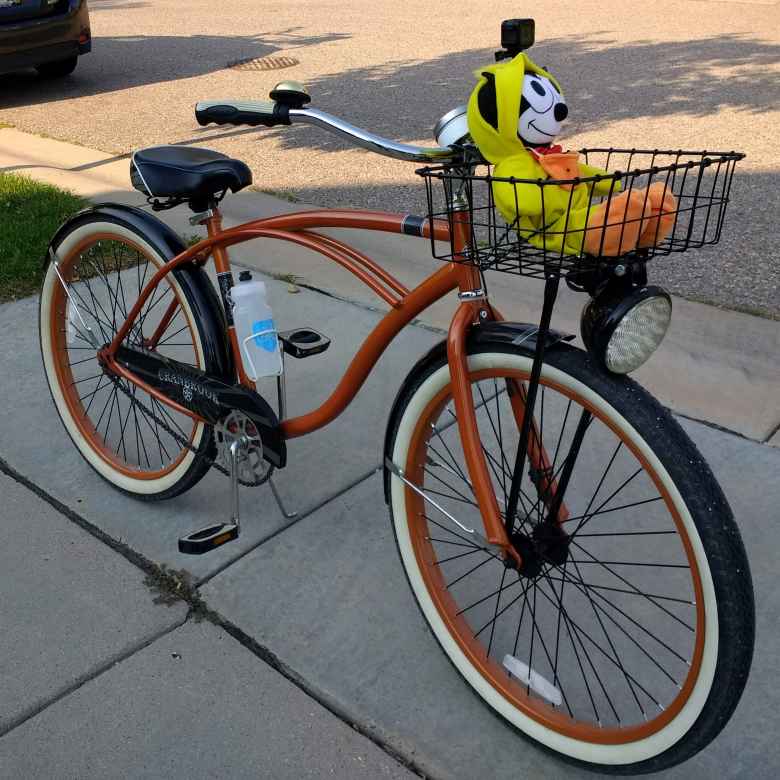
[
  {"x1": 200, "y1": 205, "x2": 256, "y2": 388},
  {"x1": 203, "y1": 203, "x2": 223, "y2": 241}
]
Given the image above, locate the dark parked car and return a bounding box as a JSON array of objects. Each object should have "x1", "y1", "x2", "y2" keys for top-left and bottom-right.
[{"x1": 0, "y1": 0, "x2": 90, "y2": 78}]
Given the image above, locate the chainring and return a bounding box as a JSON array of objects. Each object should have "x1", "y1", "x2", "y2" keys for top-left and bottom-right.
[{"x1": 215, "y1": 410, "x2": 273, "y2": 486}]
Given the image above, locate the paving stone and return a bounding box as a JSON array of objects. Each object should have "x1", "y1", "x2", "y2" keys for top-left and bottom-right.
[
  {"x1": 0, "y1": 621, "x2": 412, "y2": 779},
  {"x1": 0, "y1": 473, "x2": 187, "y2": 734}
]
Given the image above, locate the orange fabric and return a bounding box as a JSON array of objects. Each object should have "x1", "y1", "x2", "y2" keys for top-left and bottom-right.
[
  {"x1": 637, "y1": 182, "x2": 678, "y2": 248},
  {"x1": 535, "y1": 152, "x2": 581, "y2": 190},
  {"x1": 583, "y1": 191, "x2": 652, "y2": 257},
  {"x1": 583, "y1": 183, "x2": 678, "y2": 256}
]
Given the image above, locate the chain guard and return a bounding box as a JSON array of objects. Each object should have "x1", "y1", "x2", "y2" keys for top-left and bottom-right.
[{"x1": 110, "y1": 376, "x2": 270, "y2": 487}]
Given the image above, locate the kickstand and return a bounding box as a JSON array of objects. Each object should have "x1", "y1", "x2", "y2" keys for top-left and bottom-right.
[
  {"x1": 268, "y1": 476, "x2": 298, "y2": 519},
  {"x1": 229, "y1": 439, "x2": 243, "y2": 531}
]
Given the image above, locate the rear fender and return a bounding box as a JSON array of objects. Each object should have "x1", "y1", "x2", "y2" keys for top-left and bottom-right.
[{"x1": 46, "y1": 203, "x2": 234, "y2": 381}]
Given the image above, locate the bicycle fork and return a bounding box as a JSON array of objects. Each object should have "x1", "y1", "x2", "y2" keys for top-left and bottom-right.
[{"x1": 443, "y1": 265, "x2": 571, "y2": 569}]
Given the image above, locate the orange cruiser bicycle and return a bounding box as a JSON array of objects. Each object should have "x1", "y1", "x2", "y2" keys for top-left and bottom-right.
[{"x1": 40, "y1": 20, "x2": 753, "y2": 774}]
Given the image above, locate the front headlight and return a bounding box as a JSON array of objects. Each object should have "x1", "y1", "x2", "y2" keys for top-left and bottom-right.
[{"x1": 581, "y1": 285, "x2": 672, "y2": 374}]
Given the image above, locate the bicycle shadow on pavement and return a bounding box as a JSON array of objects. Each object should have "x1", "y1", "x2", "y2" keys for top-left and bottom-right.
[{"x1": 0, "y1": 28, "x2": 351, "y2": 108}]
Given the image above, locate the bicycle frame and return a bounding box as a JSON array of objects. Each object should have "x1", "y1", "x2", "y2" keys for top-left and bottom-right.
[{"x1": 99, "y1": 205, "x2": 564, "y2": 560}]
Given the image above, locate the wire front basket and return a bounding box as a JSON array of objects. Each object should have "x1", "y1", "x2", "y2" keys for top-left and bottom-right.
[{"x1": 418, "y1": 148, "x2": 743, "y2": 280}]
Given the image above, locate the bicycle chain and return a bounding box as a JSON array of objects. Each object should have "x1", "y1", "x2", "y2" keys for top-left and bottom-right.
[{"x1": 109, "y1": 375, "x2": 265, "y2": 487}]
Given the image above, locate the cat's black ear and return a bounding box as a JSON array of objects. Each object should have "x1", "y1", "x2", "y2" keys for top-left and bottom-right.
[
  {"x1": 477, "y1": 71, "x2": 498, "y2": 131},
  {"x1": 519, "y1": 94, "x2": 530, "y2": 116}
]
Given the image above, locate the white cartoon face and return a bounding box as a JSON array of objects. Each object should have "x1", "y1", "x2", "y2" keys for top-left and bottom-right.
[{"x1": 517, "y1": 74, "x2": 568, "y2": 146}]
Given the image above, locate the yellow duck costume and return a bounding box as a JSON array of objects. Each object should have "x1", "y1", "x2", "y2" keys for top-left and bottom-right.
[{"x1": 466, "y1": 53, "x2": 676, "y2": 257}]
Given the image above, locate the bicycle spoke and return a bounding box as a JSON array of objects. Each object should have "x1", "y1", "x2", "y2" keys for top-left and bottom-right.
[
  {"x1": 68, "y1": 354, "x2": 99, "y2": 368},
  {"x1": 568, "y1": 468, "x2": 645, "y2": 535},
  {"x1": 156, "y1": 322, "x2": 189, "y2": 347},
  {"x1": 429, "y1": 425, "x2": 470, "y2": 483},
  {"x1": 569, "y1": 539, "x2": 695, "y2": 632},
  {"x1": 422, "y1": 465, "x2": 476, "y2": 505},
  {"x1": 473, "y1": 576, "x2": 534, "y2": 634},
  {"x1": 426, "y1": 536, "x2": 481, "y2": 550},
  {"x1": 541, "y1": 573, "x2": 693, "y2": 605},
  {"x1": 537, "y1": 573, "x2": 618, "y2": 722},
  {"x1": 486, "y1": 566, "x2": 509, "y2": 656},
  {"x1": 547, "y1": 565, "x2": 689, "y2": 669},
  {"x1": 575, "y1": 529, "x2": 676, "y2": 538},
  {"x1": 81, "y1": 374, "x2": 111, "y2": 412},
  {"x1": 568, "y1": 556, "x2": 645, "y2": 719},
  {"x1": 564, "y1": 497, "x2": 665, "y2": 530},
  {"x1": 444, "y1": 555, "x2": 496, "y2": 589},
  {"x1": 569, "y1": 560, "x2": 689, "y2": 569},
  {"x1": 70, "y1": 372, "x2": 105, "y2": 387},
  {"x1": 436, "y1": 547, "x2": 485, "y2": 566}
]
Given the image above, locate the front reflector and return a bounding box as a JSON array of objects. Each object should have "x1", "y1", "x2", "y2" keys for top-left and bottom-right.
[
  {"x1": 502, "y1": 654, "x2": 563, "y2": 706},
  {"x1": 605, "y1": 295, "x2": 672, "y2": 373}
]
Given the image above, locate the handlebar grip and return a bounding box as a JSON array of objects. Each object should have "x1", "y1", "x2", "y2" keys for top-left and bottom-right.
[{"x1": 195, "y1": 100, "x2": 291, "y2": 128}]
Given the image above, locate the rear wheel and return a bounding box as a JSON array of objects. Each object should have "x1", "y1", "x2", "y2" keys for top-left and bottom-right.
[
  {"x1": 36, "y1": 56, "x2": 78, "y2": 79},
  {"x1": 386, "y1": 343, "x2": 753, "y2": 772},
  {"x1": 40, "y1": 216, "x2": 218, "y2": 499}
]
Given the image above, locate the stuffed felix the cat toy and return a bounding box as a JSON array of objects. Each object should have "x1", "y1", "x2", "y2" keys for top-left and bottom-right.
[{"x1": 466, "y1": 53, "x2": 676, "y2": 256}]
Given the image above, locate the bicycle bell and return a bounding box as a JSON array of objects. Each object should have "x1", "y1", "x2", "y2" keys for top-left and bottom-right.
[{"x1": 434, "y1": 106, "x2": 470, "y2": 148}]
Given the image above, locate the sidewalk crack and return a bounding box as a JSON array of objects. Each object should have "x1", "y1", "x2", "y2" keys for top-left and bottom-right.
[{"x1": 763, "y1": 418, "x2": 780, "y2": 444}]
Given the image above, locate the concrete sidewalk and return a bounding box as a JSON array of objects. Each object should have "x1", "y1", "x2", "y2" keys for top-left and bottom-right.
[
  {"x1": 0, "y1": 472, "x2": 411, "y2": 778},
  {"x1": 1, "y1": 127, "x2": 779, "y2": 777}
]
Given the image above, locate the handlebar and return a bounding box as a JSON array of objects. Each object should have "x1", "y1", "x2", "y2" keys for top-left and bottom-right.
[{"x1": 195, "y1": 100, "x2": 458, "y2": 164}]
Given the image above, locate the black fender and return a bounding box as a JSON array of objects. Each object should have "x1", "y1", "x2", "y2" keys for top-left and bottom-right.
[
  {"x1": 382, "y1": 321, "x2": 575, "y2": 504},
  {"x1": 46, "y1": 202, "x2": 233, "y2": 382}
]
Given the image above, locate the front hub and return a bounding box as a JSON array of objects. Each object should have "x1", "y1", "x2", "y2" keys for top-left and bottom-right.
[{"x1": 508, "y1": 522, "x2": 570, "y2": 578}]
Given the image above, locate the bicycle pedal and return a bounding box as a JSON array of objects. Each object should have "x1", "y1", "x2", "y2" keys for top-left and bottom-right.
[
  {"x1": 178, "y1": 523, "x2": 239, "y2": 555},
  {"x1": 279, "y1": 327, "x2": 330, "y2": 359}
]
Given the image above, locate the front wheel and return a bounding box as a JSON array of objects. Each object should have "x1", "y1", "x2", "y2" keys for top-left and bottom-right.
[{"x1": 385, "y1": 342, "x2": 753, "y2": 773}]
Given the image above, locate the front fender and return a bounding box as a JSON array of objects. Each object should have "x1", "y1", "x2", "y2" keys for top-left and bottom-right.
[{"x1": 382, "y1": 320, "x2": 575, "y2": 504}]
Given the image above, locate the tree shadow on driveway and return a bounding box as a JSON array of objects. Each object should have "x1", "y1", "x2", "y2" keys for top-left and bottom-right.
[
  {"x1": 0, "y1": 28, "x2": 350, "y2": 108},
  {"x1": 262, "y1": 32, "x2": 780, "y2": 154}
]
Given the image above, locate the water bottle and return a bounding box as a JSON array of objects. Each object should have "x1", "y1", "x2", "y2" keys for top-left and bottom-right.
[{"x1": 232, "y1": 271, "x2": 283, "y2": 379}]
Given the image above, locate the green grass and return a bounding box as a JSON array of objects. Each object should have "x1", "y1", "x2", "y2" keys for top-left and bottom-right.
[{"x1": 0, "y1": 173, "x2": 87, "y2": 302}]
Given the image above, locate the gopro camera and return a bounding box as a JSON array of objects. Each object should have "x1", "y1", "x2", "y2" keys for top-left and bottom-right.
[{"x1": 496, "y1": 18, "x2": 535, "y2": 60}]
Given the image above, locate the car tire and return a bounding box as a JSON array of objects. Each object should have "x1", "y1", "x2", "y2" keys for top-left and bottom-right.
[{"x1": 36, "y1": 56, "x2": 78, "y2": 79}]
